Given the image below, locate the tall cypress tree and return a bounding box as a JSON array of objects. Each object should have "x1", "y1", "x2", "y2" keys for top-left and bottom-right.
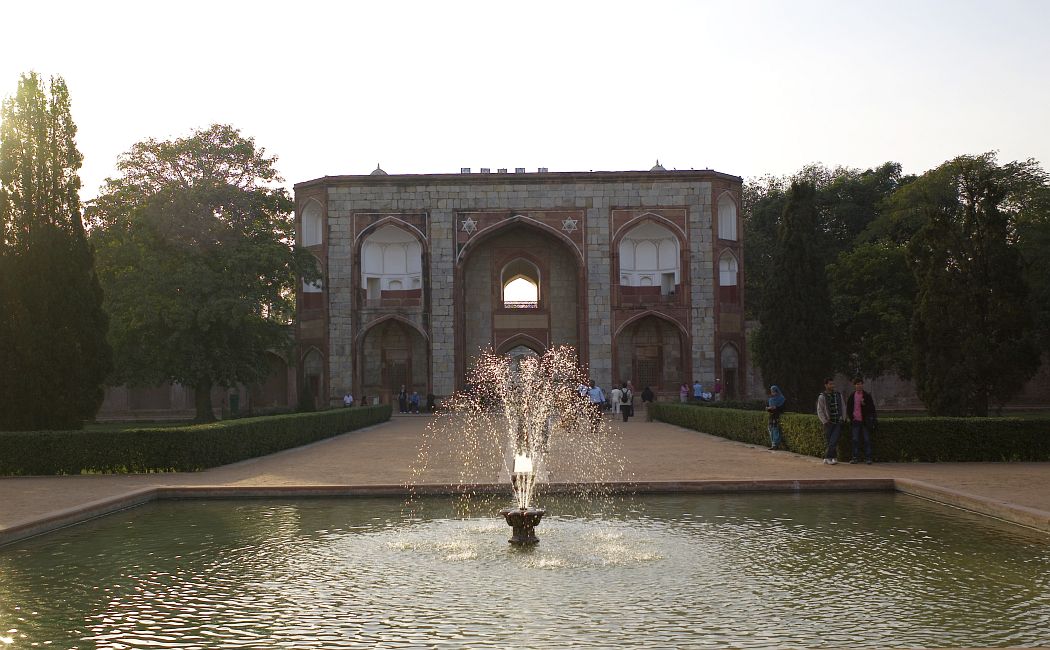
[
  {"x1": 0, "y1": 72, "x2": 111, "y2": 430},
  {"x1": 752, "y1": 181, "x2": 835, "y2": 411},
  {"x1": 901, "y1": 154, "x2": 1042, "y2": 416}
]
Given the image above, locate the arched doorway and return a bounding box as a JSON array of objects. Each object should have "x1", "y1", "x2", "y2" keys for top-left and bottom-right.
[
  {"x1": 360, "y1": 318, "x2": 429, "y2": 403},
  {"x1": 720, "y1": 343, "x2": 740, "y2": 400},
  {"x1": 459, "y1": 223, "x2": 581, "y2": 384},
  {"x1": 301, "y1": 348, "x2": 324, "y2": 409},
  {"x1": 614, "y1": 314, "x2": 687, "y2": 392}
]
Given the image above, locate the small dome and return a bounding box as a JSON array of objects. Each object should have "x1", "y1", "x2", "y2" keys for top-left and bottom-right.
[
  {"x1": 370, "y1": 163, "x2": 387, "y2": 176},
  {"x1": 650, "y1": 160, "x2": 666, "y2": 172}
]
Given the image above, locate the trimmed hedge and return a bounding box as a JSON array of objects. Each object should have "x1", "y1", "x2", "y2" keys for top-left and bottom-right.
[
  {"x1": 649, "y1": 403, "x2": 1050, "y2": 462},
  {"x1": 0, "y1": 405, "x2": 392, "y2": 475}
]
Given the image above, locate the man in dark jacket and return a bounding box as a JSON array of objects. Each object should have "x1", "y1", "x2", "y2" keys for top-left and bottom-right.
[{"x1": 846, "y1": 377, "x2": 877, "y2": 464}]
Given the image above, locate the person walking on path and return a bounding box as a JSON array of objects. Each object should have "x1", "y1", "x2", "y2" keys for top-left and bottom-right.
[
  {"x1": 586, "y1": 380, "x2": 606, "y2": 428},
  {"x1": 397, "y1": 385, "x2": 408, "y2": 414},
  {"x1": 609, "y1": 384, "x2": 623, "y2": 415},
  {"x1": 679, "y1": 383, "x2": 689, "y2": 403},
  {"x1": 816, "y1": 377, "x2": 845, "y2": 465},
  {"x1": 766, "y1": 385, "x2": 786, "y2": 450},
  {"x1": 846, "y1": 377, "x2": 877, "y2": 464},
  {"x1": 620, "y1": 382, "x2": 634, "y2": 422}
]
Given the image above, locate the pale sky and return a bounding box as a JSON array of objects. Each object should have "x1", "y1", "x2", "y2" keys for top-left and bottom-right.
[{"x1": 2, "y1": 0, "x2": 1048, "y2": 200}]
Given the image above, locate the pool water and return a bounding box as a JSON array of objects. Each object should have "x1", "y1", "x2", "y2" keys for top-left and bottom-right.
[{"x1": 0, "y1": 493, "x2": 1047, "y2": 648}]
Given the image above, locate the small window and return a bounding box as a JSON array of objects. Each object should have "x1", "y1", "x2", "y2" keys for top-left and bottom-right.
[
  {"x1": 503, "y1": 277, "x2": 538, "y2": 309},
  {"x1": 302, "y1": 203, "x2": 323, "y2": 247},
  {"x1": 718, "y1": 195, "x2": 737, "y2": 241}
]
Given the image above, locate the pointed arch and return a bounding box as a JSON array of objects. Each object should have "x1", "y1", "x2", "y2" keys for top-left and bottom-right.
[
  {"x1": 456, "y1": 214, "x2": 583, "y2": 267},
  {"x1": 354, "y1": 215, "x2": 427, "y2": 246},
  {"x1": 356, "y1": 313, "x2": 431, "y2": 345},
  {"x1": 717, "y1": 192, "x2": 738, "y2": 241},
  {"x1": 613, "y1": 309, "x2": 690, "y2": 342},
  {"x1": 611, "y1": 211, "x2": 688, "y2": 243},
  {"x1": 496, "y1": 333, "x2": 547, "y2": 356},
  {"x1": 300, "y1": 199, "x2": 324, "y2": 247}
]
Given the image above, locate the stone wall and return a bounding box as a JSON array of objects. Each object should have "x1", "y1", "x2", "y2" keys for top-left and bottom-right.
[{"x1": 300, "y1": 170, "x2": 741, "y2": 402}]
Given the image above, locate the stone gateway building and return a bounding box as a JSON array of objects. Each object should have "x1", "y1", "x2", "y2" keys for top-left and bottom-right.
[{"x1": 293, "y1": 166, "x2": 746, "y2": 407}]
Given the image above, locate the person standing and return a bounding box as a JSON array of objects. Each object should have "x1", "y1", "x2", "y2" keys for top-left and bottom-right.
[
  {"x1": 846, "y1": 377, "x2": 877, "y2": 464},
  {"x1": 586, "y1": 380, "x2": 606, "y2": 427},
  {"x1": 409, "y1": 391, "x2": 420, "y2": 414},
  {"x1": 679, "y1": 382, "x2": 689, "y2": 403},
  {"x1": 620, "y1": 382, "x2": 633, "y2": 422},
  {"x1": 713, "y1": 379, "x2": 723, "y2": 402},
  {"x1": 816, "y1": 377, "x2": 845, "y2": 465},
  {"x1": 692, "y1": 379, "x2": 703, "y2": 402},
  {"x1": 397, "y1": 385, "x2": 408, "y2": 414},
  {"x1": 766, "y1": 385, "x2": 786, "y2": 450},
  {"x1": 609, "y1": 384, "x2": 622, "y2": 415}
]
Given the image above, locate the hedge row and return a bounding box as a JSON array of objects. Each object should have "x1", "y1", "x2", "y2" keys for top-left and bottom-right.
[
  {"x1": 0, "y1": 405, "x2": 392, "y2": 475},
  {"x1": 649, "y1": 403, "x2": 1050, "y2": 462}
]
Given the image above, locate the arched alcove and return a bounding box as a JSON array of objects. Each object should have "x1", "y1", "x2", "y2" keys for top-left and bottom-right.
[
  {"x1": 618, "y1": 222, "x2": 680, "y2": 299},
  {"x1": 360, "y1": 318, "x2": 429, "y2": 400},
  {"x1": 720, "y1": 343, "x2": 740, "y2": 400},
  {"x1": 718, "y1": 194, "x2": 738, "y2": 241},
  {"x1": 302, "y1": 348, "x2": 325, "y2": 407},
  {"x1": 718, "y1": 251, "x2": 739, "y2": 303},
  {"x1": 301, "y1": 201, "x2": 323, "y2": 247},
  {"x1": 361, "y1": 224, "x2": 423, "y2": 306},
  {"x1": 614, "y1": 313, "x2": 687, "y2": 391},
  {"x1": 501, "y1": 258, "x2": 541, "y2": 308}
]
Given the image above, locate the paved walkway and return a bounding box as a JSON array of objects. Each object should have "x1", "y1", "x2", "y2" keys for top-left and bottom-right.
[{"x1": 2, "y1": 413, "x2": 1049, "y2": 544}]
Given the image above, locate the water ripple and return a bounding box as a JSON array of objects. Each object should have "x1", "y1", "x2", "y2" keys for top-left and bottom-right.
[{"x1": 0, "y1": 493, "x2": 1047, "y2": 648}]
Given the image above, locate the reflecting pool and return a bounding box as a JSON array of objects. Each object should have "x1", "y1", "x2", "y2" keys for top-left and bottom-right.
[{"x1": 1, "y1": 493, "x2": 1048, "y2": 648}]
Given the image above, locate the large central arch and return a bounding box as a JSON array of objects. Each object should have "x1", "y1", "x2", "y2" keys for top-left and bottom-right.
[{"x1": 455, "y1": 221, "x2": 585, "y2": 386}]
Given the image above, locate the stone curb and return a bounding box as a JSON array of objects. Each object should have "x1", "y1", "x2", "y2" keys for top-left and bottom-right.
[{"x1": 2, "y1": 478, "x2": 1047, "y2": 547}]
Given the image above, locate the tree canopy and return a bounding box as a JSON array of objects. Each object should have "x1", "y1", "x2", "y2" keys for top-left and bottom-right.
[
  {"x1": 751, "y1": 181, "x2": 835, "y2": 411},
  {"x1": 0, "y1": 72, "x2": 111, "y2": 430},
  {"x1": 900, "y1": 154, "x2": 1044, "y2": 415},
  {"x1": 88, "y1": 124, "x2": 315, "y2": 422}
]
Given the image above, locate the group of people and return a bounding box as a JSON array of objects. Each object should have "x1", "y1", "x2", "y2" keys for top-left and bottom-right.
[
  {"x1": 766, "y1": 377, "x2": 878, "y2": 464},
  {"x1": 579, "y1": 379, "x2": 654, "y2": 423},
  {"x1": 679, "y1": 379, "x2": 723, "y2": 403}
]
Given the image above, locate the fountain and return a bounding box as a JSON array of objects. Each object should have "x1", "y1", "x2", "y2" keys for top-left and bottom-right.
[{"x1": 414, "y1": 345, "x2": 615, "y2": 545}]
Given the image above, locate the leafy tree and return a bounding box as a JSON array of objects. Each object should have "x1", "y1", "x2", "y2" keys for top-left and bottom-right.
[
  {"x1": 827, "y1": 242, "x2": 915, "y2": 379},
  {"x1": 0, "y1": 72, "x2": 111, "y2": 430},
  {"x1": 88, "y1": 125, "x2": 315, "y2": 422},
  {"x1": 898, "y1": 153, "x2": 1045, "y2": 416},
  {"x1": 751, "y1": 181, "x2": 835, "y2": 411}
]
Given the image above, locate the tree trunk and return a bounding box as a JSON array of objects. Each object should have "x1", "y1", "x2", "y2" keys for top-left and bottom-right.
[{"x1": 194, "y1": 382, "x2": 216, "y2": 423}]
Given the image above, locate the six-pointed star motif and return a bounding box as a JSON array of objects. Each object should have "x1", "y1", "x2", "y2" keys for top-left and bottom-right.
[
  {"x1": 561, "y1": 218, "x2": 578, "y2": 233},
  {"x1": 461, "y1": 217, "x2": 478, "y2": 233}
]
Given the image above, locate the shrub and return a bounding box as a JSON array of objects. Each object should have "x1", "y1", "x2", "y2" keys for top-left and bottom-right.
[
  {"x1": 648, "y1": 403, "x2": 1050, "y2": 462},
  {"x1": 0, "y1": 405, "x2": 392, "y2": 475}
]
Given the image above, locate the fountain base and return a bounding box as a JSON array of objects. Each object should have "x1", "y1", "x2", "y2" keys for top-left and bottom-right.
[{"x1": 498, "y1": 507, "x2": 546, "y2": 545}]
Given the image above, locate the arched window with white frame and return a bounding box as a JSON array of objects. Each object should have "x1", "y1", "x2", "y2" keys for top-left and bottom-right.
[
  {"x1": 302, "y1": 201, "x2": 323, "y2": 247},
  {"x1": 618, "y1": 221, "x2": 681, "y2": 300},
  {"x1": 718, "y1": 251, "x2": 739, "y2": 303},
  {"x1": 360, "y1": 224, "x2": 423, "y2": 306},
  {"x1": 717, "y1": 194, "x2": 738, "y2": 241}
]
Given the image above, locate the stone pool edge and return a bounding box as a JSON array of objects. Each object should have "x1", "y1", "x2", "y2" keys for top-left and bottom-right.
[{"x1": 2, "y1": 478, "x2": 1048, "y2": 546}]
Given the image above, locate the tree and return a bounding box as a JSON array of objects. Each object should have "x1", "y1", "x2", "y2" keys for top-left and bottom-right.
[
  {"x1": 751, "y1": 181, "x2": 835, "y2": 411},
  {"x1": 0, "y1": 72, "x2": 111, "y2": 430},
  {"x1": 88, "y1": 125, "x2": 315, "y2": 422},
  {"x1": 827, "y1": 242, "x2": 915, "y2": 379},
  {"x1": 898, "y1": 153, "x2": 1045, "y2": 416}
]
